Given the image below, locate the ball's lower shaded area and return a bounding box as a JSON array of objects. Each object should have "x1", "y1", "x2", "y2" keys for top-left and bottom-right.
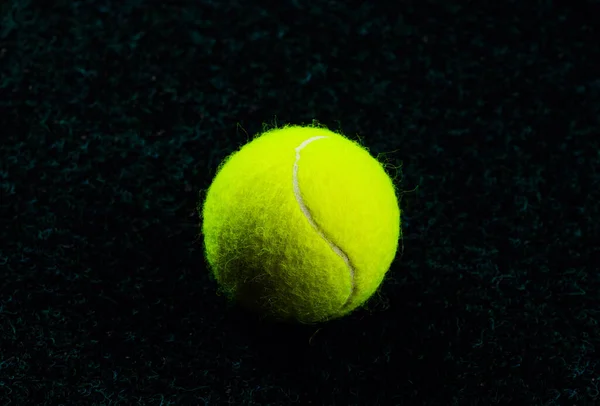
[{"x1": 201, "y1": 125, "x2": 401, "y2": 323}]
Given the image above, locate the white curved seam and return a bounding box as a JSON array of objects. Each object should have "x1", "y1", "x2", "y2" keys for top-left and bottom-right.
[{"x1": 293, "y1": 136, "x2": 355, "y2": 302}]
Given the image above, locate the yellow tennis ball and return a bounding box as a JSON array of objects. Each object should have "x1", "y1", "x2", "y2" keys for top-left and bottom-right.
[{"x1": 201, "y1": 125, "x2": 401, "y2": 323}]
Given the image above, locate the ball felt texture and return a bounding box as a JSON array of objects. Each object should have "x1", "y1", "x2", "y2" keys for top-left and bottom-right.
[{"x1": 201, "y1": 125, "x2": 401, "y2": 323}]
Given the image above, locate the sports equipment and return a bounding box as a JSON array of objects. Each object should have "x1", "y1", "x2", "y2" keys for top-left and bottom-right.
[{"x1": 201, "y1": 125, "x2": 401, "y2": 323}]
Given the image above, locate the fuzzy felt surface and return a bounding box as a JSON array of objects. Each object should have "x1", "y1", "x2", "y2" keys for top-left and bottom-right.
[{"x1": 202, "y1": 126, "x2": 400, "y2": 323}]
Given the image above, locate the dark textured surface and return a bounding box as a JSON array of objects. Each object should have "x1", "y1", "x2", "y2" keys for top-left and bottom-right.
[{"x1": 1, "y1": 1, "x2": 599, "y2": 405}]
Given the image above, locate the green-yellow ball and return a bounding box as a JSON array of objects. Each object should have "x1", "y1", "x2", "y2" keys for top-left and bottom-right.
[{"x1": 201, "y1": 125, "x2": 401, "y2": 323}]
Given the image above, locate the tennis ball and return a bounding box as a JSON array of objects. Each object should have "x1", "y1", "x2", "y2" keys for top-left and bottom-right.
[{"x1": 201, "y1": 125, "x2": 401, "y2": 323}]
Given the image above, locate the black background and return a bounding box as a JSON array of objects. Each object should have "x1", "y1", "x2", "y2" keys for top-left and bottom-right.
[{"x1": 1, "y1": 0, "x2": 599, "y2": 405}]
